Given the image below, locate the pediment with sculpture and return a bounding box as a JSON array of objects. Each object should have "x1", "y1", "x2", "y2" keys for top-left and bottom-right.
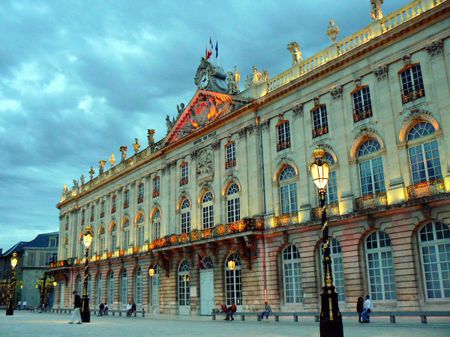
[{"x1": 165, "y1": 90, "x2": 248, "y2": 145}]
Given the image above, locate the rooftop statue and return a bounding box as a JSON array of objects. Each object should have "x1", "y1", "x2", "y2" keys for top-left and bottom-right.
[
  {"x1": 109, "y1": 153, "x2": 116, "y2": 167},
  {"x1": 327, "y1": 20, "x2": 340, "y2": 43},
  {"x1": 245, "y1": 66, "x2": 269, "y2": 88},
  {"x1": 371, "y1": 0, "x2": 384, "y2": 20},
  {"x1": 227, "y1": 65, "x2": 240, "y2": 94},
  {"x1": 80, "y1": 174, "x2": 85, "y2": 185},
  {"x1": 287, "y1": 42, "x2": 303, "y2": 64},
  {"x1": 177, "y1": 103, "x2": 185, "y2": 117}
]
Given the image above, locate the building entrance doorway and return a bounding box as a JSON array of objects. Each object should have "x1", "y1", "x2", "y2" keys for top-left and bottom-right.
[{"x1": 200, "y1": 257, "x2": 215, "y2": 315}]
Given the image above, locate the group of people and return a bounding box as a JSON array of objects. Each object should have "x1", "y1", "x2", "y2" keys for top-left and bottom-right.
[
  {"x1": 220, "y1": 302, "x2": 272, "y2": 321},
  {"x1": 98, "y1": 302, "x2": 109, "y2": 316},
  {"x1": 126, "y1": 301, "x2": 137, "y2": 317},
  {"x1": 356, "y1": 295, "x2": 373, "y2": 323}
]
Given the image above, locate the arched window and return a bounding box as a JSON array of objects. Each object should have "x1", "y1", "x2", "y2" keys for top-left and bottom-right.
[
  {"x1": 226, "y1": 184, "x2": 240, "y2": 223},
  {"x1": 278, "y1": 166, "x2": 298, "y2": 215},
  {"x1": 135, "y1": 268, "x2": 142, "y2": 305},
  {"x1": 136, "y1": 213, "x2": 145, "y2": 247},
  {"x1": 96, "y1": 274, "x2": 102, "y2": 305},
  {"x1": 419, "y1": 221, "x2": 450, "y2": 299},
  {"x1": 282, "y1": 245, "x2": 303, "y2": 304},
  {"x1": 107, "y1": 271, "x2": 114, "y2": 305},
  {"x1": 110, "y1": 223, "x2": 117, "y2": 251},
  {"x1": 225, "y1": 253, "x2": 242, "y2": 306},
  {"x1": 152, "y1": 209, "x2": 161, "y2": 240},
  {"x1": 365, "y1": 231, "x2": 396, "y2": 300},
  {"x1": 407, "y1": 122, "x2": 442, "y2": 185},
  {"x1": 121, "y1": 269, "x2": 128, "y2": 305},
  {"x1": 200, "y1": 256, "x2": 214, "y2": 270},
  {"x1": 150, "y1": 265, "x2": 160, "y2": 307},
  {"x1": 357, "y1": 139, "x2": 386, "y2": 196},
  {"x1": 320, "y1": 238, "x2": 345, "y2": 301},
  {"x1": 178, "y1": 261, "x2": 190, "y2": 306},
  {"x1": 202, "y1": 192, "x2": 214, "y2": 229},
  {"x1": 180, "y1": 199, "x2": 191, "y2": 233},
  {"x1": 122, "y1": 218, "x2": 130, "y2": 249}
]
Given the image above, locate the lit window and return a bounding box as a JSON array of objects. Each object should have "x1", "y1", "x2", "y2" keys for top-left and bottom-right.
[
  {"x1": 357, "y1": 140, "x2": 386, "y2": 196},
  {"x1": 201, "y1": 192, "x2": 214, "y2": 229},
  {"x1": 400, "y1": 64, "x2": 425, "y2": 104},
  {"x1": 352, "y1": 86, "x2": 373, "y2": 123},
  {"x1": 278, "y1": 166, "x2": 298, "y2": 215},
  {"x1": 225, "y1": 142, "x2": 236, "y2": 169},
  {"x1": 226, "y1": 183, "x2": 240, "y2": 223},
  {"x1": 312, "y1": 105, "x2": 328, "y2": 138},
  {"x1": 225, "y1": 253, "x2": 242, "y2": 306},
  {"x1": 180, "y1": 199, "x2": 191, "y2": 233},
  {"x1": 277, "y1": 120, "x2": 291, "y2": 151}
]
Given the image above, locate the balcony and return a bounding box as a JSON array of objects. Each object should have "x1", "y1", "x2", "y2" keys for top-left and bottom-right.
[
  {"x1": 353, "y1": 107, "x2": 373, "y2": 123},
  {"x1": 180, "y1": 178, "x2": 188, "y2": 186},
  {"x1": 274, "y1": 213, "x2": 298, "y2": 227},
  {"x1": 312, "y1": 126, "x2": 328, "y2": 138},
  {"x1": 401, "y1": 88, "x2": 425, "y2": 104},
  {"x1": 407, "y1": 179, "x2": 445, "y2": 200},
  {"x1": 277, "y1": 140, "x2": 291, "y2": 152},
  {"x1": 311, "y1": 203, "x2": 340, "y2": 221},
  {"x1": 153, "y1": 190, "x2": 160, "y2": 198},
  {"x1": 225, "y1": 159, "x2": 236, "y2": 169},
  {"x1": 356, "y1": 192, "x2": 387, "y2": 209}
]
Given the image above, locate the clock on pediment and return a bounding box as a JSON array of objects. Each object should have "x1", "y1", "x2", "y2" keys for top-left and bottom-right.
[{"x1": 194, "y1": 58, "x2": 228, "y2": 93}]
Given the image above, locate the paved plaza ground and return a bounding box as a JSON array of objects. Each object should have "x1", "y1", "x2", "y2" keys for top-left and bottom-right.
[{"x1": 0, "y1": 311, "x2": 449, "y2": 337}]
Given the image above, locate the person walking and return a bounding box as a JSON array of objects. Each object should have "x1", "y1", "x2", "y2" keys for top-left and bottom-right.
[
  {"x1": 356, "y1": 297, "x2": 364, "y2": 323},
  {"x1": 361, "y1": 295, "x2": 373, "y2": 323},
  {"x1": 69, "y1": 291, "x2": 82, "y2": 324}
]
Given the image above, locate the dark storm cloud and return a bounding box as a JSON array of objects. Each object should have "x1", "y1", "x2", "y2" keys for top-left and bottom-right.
[{"x1": 0, "y1": 0, "x2": 408, "y2": 250}]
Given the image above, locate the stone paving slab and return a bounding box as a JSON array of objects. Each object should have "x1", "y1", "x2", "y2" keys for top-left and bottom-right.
[{"x1": 0, "y1": 311, "x2": 449, "y2": 337}]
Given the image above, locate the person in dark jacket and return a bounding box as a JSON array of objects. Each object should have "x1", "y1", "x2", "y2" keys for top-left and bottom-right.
[
  {"x1": 356, "y1": 297, "x2": 364, "y2": 323},
  {"x1": 69, "y1": 291, "x2": 82, "y2": 324}
]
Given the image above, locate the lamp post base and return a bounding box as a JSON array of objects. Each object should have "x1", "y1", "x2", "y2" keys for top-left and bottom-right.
[
  {"x1": 319, "y1": 290, "x2": 344, "y2": 337},
  {"x1": 81, "y1": 295, "x2": 90, "y2": 323}
]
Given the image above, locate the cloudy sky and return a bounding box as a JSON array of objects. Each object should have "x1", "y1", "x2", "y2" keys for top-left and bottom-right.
[{"x1": 0, "y1": 0, "x2": 408, "y2": 251}]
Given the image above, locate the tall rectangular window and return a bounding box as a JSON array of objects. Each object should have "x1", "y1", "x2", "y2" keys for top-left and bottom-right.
[
  {"x1": 277, "y1": 121, "x2": 291, "y2": 151},
  {"x1": 111, "y1": 194, "x2": 116, "y2": 214},
  {"x1": 352, "y1": 86, "x2": 373, "y2": 123},
  {"x1": 359, "y1": 157, "x2": 386, "y2": 196},
  {"x1": 225, "y1": 142, "x2": 236, "y2": 169},
  {"x1": 123, "y1": 190, "x2": 129, "y2": 209},
  {"x1": 153, "y1": 176, "x2": 160, "y2": 198},
  {"x1": 100, "y1": 200, "x2": 105, "y2": 218},
  {"x1": 137, "y1": 183, "x2": 144, "y2": 204},
  {"x1": 180, "y1": 163, "x2": 188, "y2": 186},
  {"x1": 326, "y1": 171, "x2": 338, "y2": 204},
  {"x1": 400, "y1": 64, "x2": 425, "y2": 104},
  {"x1": 312, "y1": 105, "x2": 328, "y2": 138}
]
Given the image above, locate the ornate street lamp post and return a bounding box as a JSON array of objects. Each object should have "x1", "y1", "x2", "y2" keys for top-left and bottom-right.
[
  {"x1": 6, "y1": 252, "x2": 18, "y2": 316},
  {"x1": 310, "y1": 147, "x2": 343, "y2": 337},
  {"x1": 81, "y1": 225, "x2": 93, "y2": 323}
]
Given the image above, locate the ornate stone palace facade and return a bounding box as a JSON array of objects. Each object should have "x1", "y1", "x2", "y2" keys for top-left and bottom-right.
[{"x1": 52, "y1": 0, "x2": 450, "y2": 315}]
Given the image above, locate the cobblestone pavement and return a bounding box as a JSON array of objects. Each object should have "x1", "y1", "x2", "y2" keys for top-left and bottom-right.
[{"x1": 0, "y1": 311, "x2": 449, "y2": 337}]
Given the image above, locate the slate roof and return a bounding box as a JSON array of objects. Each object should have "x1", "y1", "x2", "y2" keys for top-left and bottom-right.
[{"x1": 2, "y1": 232, "x2": 58, "y2": 256}]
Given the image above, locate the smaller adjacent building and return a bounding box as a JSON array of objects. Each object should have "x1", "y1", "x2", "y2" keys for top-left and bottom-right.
[{"x1": 0, "y1": 232, "x2": 58, "y2": 308}]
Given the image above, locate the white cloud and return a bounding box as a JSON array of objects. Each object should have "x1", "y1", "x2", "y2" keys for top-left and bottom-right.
[
  {"x1": 0, "y1": 99, "x2": 22, "y2": 113},
  {"x1": 43, "y1": 73, "x2": 66, "y2": 93}
]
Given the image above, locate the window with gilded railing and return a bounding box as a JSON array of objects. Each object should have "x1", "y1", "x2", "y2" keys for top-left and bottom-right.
[
  {"x1": 352, "y1": 86, "x2": 373, "y2": 123},
  {"x1": 180, "y1": 199, "x2": 191, "y2": 233},
  {"x1": 202, "y1": 192, "x2": 214, "y2": 229},
  {"x1": 153, "y1": 176, "x2": 160, "y2": 198},
  {"x1": 111, "y1": 194, "x2": 117, "y2": 214},
  {"x1": 311, "y1": 105, "x2": 328, "y2": 138},
  {"x1": 180, "y1": 162, "x2": 188, "y2": 186},
  {"x1": 276, "y1": 120, "x2": 291, "y2": 151},
  {"x1": 357, "y1": 139, "x2": 386, "y2": 197},
  {"x1": 123, "y1": 190, "x2": 130, "y2": 209},
  {"x1": 137, "y1": 182, "x2": 144, "y2": 204},
  {"x1": 400, "y1": 64, "x2": 425, "y2": 104},
  {"x1": 225, "y1": 141, "x2": 236, "y2": 169}
]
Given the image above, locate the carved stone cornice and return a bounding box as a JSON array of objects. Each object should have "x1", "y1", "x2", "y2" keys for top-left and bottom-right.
[
  {"x1": 425, "y1": 39, "x2": 444, "y2": 56},
  {"x1": 238, "y1": 127, "x2": 247, "y2": 138},
  {"x1": 211, "y1": 140, "x2": 221, "y2": 151},
  {"x1": 247, "y1": 124, "x2": 258, "y2": 135},
  {"x1": 330, "y1": 85, "x2": 343, "y2": 100},
  {"x1": 261, "y1": 119, "x2": 270, "y2": 132},
  {"x1": 374, "y1": 64, "x2": 388, "y2": 80},
  {"x1": 190, "y1": 150, "x2": 198, "y2": 160},
  {"x1": 292, "y1": 103, "x2": 304, "y2": 118}
]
